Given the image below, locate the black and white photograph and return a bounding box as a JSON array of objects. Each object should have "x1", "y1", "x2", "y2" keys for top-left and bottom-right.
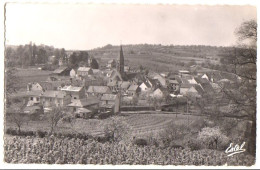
[{"x1": 2, "y1": 0, "x2": 258, "y2": 167}]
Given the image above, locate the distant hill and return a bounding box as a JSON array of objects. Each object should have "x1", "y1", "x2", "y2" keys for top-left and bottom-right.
[{"x1": 88, "y1": 44, "x2": 233, "y2": 72}]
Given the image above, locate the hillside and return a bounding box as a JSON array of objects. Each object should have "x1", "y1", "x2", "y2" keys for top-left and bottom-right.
[{"x1": 89, "y1": 44, "x2": 232, "y2": 72}]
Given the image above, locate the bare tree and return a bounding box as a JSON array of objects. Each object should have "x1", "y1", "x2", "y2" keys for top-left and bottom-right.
[
  {"x1": 46, "y1": 107, "x2": 64, "y2": 134},
  {"x1": 10, "y1": 113, "x2": 29, "y2": 134}
]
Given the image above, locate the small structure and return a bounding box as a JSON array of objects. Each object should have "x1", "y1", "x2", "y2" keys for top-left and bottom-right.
[
  {"x1": 100, "y1": 94, "x2": 120, "y2": 113},
  {"x1": 150, "y1": 87, "x2": 168, "y2": 99},
  {"x1": 180, "y1": 84, "x2": 193, "y2": 95},
  {"x1": 77, "y1": 67, "x2": 93, "y2": 77},
  {"x1": 52, "y1": 66, "x2": 71, "y2": 76}
]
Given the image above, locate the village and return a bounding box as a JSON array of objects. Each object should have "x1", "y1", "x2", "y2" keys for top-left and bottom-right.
[{"x1": 10, "y1": 45, "x2": 240, "y2": 119}]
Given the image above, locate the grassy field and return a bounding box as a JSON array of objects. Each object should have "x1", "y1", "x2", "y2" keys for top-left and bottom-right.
[
  {"x1": 13, "y1": 68, "x2": 52, "y2": 91},
  {"x1": 5, "y1": 113, "x2": 202, "y2": 138}
]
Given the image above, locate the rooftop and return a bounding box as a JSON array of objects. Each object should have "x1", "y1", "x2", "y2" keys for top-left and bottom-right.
[
  {"x1": 128, "y1": 85, "x2": 139, "y2": 91},
  {"x1": 67, "y1": 97, "x2": 99, "y2": 107},
  {"x1": 101, "y1": 94, "x2": 118, "y2": 101},
  {"x1": 40, "y1": 90, "x2": 67, "y2": 98},
  {"x1": 78, "y1": 67, "x2": 92, "y2": 72},
  {"x1": 87, "y1": 86, "x2": 111, "y2": 94},
  {"x1": 61, "y1": 85, "x2": 83, "y2": 92}
]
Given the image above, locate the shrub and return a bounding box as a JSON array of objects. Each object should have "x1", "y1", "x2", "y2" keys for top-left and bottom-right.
[
  {"x1": 37, "y1": 130, "x2": 46, "y2": 138},
  {"x1": 198, "y1": 126, "x2": 229, "y2": 150},
  {"x1": 133, "y1": 138, "x2": 148, "y2": 146}
]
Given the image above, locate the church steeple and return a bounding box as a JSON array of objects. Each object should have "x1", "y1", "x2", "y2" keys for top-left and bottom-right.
[{"x1": 118, "y1": 45, "x2": 124, "y2": 75}]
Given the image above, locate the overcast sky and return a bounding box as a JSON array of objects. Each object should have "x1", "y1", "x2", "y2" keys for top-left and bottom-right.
[{"x1": 5, "y1": 3, "x2": 256, "y2": 50}]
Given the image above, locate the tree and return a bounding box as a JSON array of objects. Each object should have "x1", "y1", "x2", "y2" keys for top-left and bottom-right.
[
  {"x1": 5, "y1": 68, "x2": 20, "y2": 107},
  {"x1": 90, "y1": 58, "x2": 99, "y2": 69},
  {"x1": 198, "y1": 127, "x2": 229, "y2": 150},
  {"x1": 103, "y1": 117, "x2": 132, "y2": 143},
  {"x1": 46, "y1": 107, "x2": 64, "y2": 134},
  {"x1": 10, "y1": 113, "x2": 29, "y2": 134}
]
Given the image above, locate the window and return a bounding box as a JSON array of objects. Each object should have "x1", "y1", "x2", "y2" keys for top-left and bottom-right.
[
  {"x1": 36, "y1": 97, "x2": 39, "y2": 101},
  {"x1": 74, "y1": 97, "x2": 77, "y2": 99},
  {"x1": 30, "y1": 97, "x2": 33, "y2": 100}
]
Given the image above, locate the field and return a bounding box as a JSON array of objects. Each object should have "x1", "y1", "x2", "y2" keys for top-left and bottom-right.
[
  {"x1": 13, "y1": 68, "x2": 52, "y2": 91},
  {"x1": 5, "y1": 114, "x2": 201, "y2": 138},
  {"x1": 90, "y1": 44, "x2": 224, "y2": 72},
  {"x1": 4, "y1": 135, "x2": 255, "y2": 165}
]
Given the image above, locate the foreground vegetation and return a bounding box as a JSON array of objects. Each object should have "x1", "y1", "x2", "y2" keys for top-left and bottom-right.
[{"x1": 4, "y1": 135, "x2": 254, "y2": 165}]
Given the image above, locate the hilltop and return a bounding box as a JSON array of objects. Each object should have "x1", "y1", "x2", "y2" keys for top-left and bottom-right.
[{"x1": 88, "y1": 44, "x2": 232, "y2": 72}]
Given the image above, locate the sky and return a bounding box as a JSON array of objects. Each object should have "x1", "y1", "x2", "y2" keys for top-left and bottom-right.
[{"x1": 5, "y1": 3, "x2": 257, "y2": 50}]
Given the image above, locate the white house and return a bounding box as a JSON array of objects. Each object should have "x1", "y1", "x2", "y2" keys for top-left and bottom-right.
[{"x1": 70, "y1": 69, "x2": 77, "y2": 78}]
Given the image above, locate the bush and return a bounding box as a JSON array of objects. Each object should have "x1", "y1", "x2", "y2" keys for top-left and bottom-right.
[
  {"x1": 5, "y1": 128, "x2": 17, "y2": 135},
  {"x1": 186, "y1": 139, "x2": 201, "y2": 151},
  {"x1": 37, "y1": 130, "x2": 46, "y2": 138},
  {"x1": 133, "y1": 138, "x2": 148, "y2": 146}
]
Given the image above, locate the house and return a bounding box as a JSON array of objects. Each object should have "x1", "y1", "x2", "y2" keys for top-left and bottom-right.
[
  {"x1": 139, "y1": 81, "x2": 152, "y2": 92},
  {"x1": 61, "y1": 85, "x2": 85, "y2": 102},
  {"x1": 107, "y1": 69, "x2": 123, "y2": 83},
  {"x1": 180, "y1": 84, "x2": 193, "y2": 95},
  {"x1": 153, "y1": 74, "x2": 167, "y2": 87},
  {"x1": 39, "y1": 90, "x2": 71, "y2": 108},
  {"x1": 92, "y1": 69, "x2": 101, "y2": 75},
  {"x1": 124, "y1": 66, "x2": 130, "y2": 72},
  {"x1": 24, "y1": 91, "x2": 43, "y2": 106},
  {"x1": 127, "y1": 85, "x2": 141, "y2": 96},
  {"x1": 107, "y1": 59, "x2": 117, "y2": 68},
  {"x1": 27, "y1": 82, "x2": 53, "y2": 92},
  {"x1": 77, "y1": 67, "x2": 93, "y2": 77},
  {"x1": 67, "y1": 97, "x2": 99, "y2": 114},
  {"x1": 70, "y1": 69, "x2": 77, "y2": 78},
  {"x1": 119, "y1": 81, "x2": 131, "y2": 94},
  {"x1": 151, "y1": 87, "x2": 168, "y2": 99},
  {"x1": 146, "y1": 77, "x2": 160, "y2": 89},
  {"x1": 100, "y1": 94, "x2": 120, "y2": 113},
  {"x1": 86, "y1": 86, "x2": 112, "y2": 98},
  {"x1": 52, "y1": 66, "x2": 71, "y2": 76},
  {"x1": 23, "y1": 105, "x2": 43, "y2": 115},
  {"x1": 179, "y1": 70, "x2": 190, "y2": 77},
  {"x1": 186, "y1": 85, "x2": 204, "y2": 98}
]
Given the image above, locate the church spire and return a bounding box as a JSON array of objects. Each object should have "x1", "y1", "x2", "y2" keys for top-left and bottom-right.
[{"x1": 118, "y1": 44, "x2": 124, "y2": 75}]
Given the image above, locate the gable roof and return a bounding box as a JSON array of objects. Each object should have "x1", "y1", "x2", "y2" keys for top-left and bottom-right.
[
  {"x1": 101, "y1": 94, "x2": 118, "y2": 101},
  {"x1": 141, "y1": 81, "x2": 151, "y2": 88},
  {"x1": 78, "y1": 67, "x2": 92, "y2": 72},
  {"x1": 108, "y1": 59, "x2": 116, "y2": 64},
  {"x1": 193, "y1": 84, "x2": 204, "y2": 95},
  {"x1": 128, "y1": 85, "x2": 139, "y2": 91},
  {"x1": 194, "y1": 77, "x2": 209, "y2": 84},
  {"x1": 120, "y1": 81, "x2": 131, "y2": 89},
  {"x1": 61, "y1": 85, "x2": 83, "y2": 92},
  {"x1": 53, "y1": 67, "x2": 69, "y2": 74},
  {"x1": 87, "y1": 86, "x2": 111, "y2": 94},
  {"x1": 180, "y1": 84, "x2": 193, "y2": 89},
  {"x1": 67, "y1": 97, "x2": 99, "y2": 107},
  {"x1": 168, "y1": 79, "x2": 179, "y2": 84},
  {"x1": 40, "y1": 90, "x2": 67, "y2": 98}
]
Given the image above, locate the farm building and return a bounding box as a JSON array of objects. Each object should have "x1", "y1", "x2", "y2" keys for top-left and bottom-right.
[
  {"x1": 52, "y1": 66, "x2": 71, "y2": 76},
  {"x1": 139, "y1": 81, "x2": 152, "y2": 92},
  {"x1": 100, "y1": 94, "x2": 120, "y2": 113}
]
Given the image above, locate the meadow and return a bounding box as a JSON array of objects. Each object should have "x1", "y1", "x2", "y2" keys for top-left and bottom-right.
[{"x1": 5, "y1": 114, "x2": 201, "y2": 138}]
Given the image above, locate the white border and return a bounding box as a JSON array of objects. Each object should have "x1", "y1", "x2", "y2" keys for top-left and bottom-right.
[{"x1": 0, "y1": 0, "x2": 259, "y2": 169}]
